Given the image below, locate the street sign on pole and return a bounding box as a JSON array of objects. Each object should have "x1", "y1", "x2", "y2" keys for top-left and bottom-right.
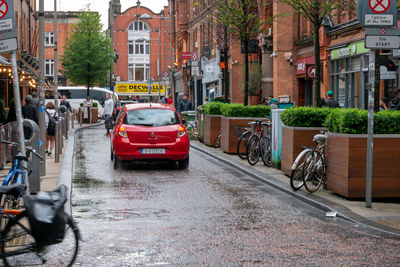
[
  {"x1": 365, "y1": 35, "x2": 400, "y2": 49},
  {"x1": 357, "y1": 0, "x2": 397, "y2": 27},
  {"x1": 0, "y1": 0, "x2": 18, "y2": 53}
]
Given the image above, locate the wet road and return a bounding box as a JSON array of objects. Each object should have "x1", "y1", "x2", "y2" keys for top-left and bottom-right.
[{"x1": 71, "y1": 126, "x2": 400, "y2": 266}]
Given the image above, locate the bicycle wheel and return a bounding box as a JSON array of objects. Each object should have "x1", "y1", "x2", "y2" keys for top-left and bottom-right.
[
  {"x1": 1, "y1": 211, "x2": 80, "y2": 267},
  {"x1": 237, "y1": 131, "x2": 251, "y2": 160},
  {"x1": 246, "y1": 135, "x2": 260, "y2": 166},
  {"x1": 290, "y1": 150, "x2": 310, "y2": 191},
  {"x1": 260, "y1": 136, "x2": 272, "y2": 167},
  {"x1": 213, "y1": 133, "x2": 221, "y2": 148},
  {"x1": 303, "y1": 150, "x2": 325, "y2": 193}
]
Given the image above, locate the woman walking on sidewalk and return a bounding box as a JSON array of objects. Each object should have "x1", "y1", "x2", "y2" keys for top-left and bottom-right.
[{"x1": 45, "y1": 102, "x2": 57, "y2": 156}]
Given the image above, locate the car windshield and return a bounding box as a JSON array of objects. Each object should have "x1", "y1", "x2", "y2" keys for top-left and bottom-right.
[{"x1": 126, "y1": 108, "x2": 180, "y2": 127}]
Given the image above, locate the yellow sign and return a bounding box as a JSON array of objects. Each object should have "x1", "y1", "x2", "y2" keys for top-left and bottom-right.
[{"x1": 115, "y1": 83, "x2": 166, "y2": 95}]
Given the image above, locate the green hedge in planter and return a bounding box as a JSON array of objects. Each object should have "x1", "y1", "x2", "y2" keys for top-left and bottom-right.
[
  {"x1": 281, "y1": 107, "x2": 332, "y2": 127},
  {"x1": 203, "y1": 102, "x2": 226, "y2": 115},
  {"x1": 324, "y1": 108, "x2": 400, "y2": 134},
  {"x1": 221, "y1": 104, "x2": 270, "y2": 118}
]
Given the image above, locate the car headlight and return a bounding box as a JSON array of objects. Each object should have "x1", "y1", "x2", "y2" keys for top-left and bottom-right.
[{"x1": 177, "y1": 126, "x2": 186, "y2": 138}]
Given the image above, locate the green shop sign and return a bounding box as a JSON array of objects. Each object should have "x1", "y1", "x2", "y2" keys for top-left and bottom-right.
[{"x1": 331, "y1": 41, "x2": 369, "y2": 60}]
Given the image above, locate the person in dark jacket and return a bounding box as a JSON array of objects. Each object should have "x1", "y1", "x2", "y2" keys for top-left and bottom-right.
[
  {"x1": 22, "y1": 95, "x2": 39, "y2": 139},
  {"x1": 178, "y1": 94, "x2": 193, "y2": 114},
  {"x1": 60, "y1": 95, "x2": 73, "y2": 113},
  {"x1": 324, "y1": 91, "x2": 340, "y2": 108},
  {"x1": 388, "y1": 89, "x2": 400, "y2": 110}
]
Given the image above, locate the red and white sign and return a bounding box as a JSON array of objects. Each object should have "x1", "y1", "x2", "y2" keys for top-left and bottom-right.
[
  {"x1": 369, "y1": 0, "x2": 390, "y2": 14},
  {"x1": 380, "y1": 28, "x2": 387, "y2": 34},
  {"x1": 0, "y1": 0, "x2": 8, "y2": 19},
  {"x1": 181, "y1": 52, "x2": 192, "y2": 60},
  {"x1": 306, "y1": 65, "x2": 315, "y2": 79},
  {"x1": 163, "y1": 71, "x2": 168, "y2": 78},
  {"x1": 192, "y1": 52, "x2": 198, "y2": 61}
]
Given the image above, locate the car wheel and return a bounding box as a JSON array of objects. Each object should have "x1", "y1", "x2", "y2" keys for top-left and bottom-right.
[
  {"x1": 113, "y1": 154, "x2": 121, "y2": 170},
  {"x1": 177, "y1": 156, "x2": 189, "y2": 170}
]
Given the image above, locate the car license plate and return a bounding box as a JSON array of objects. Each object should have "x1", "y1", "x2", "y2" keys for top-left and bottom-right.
[{"x1": 141, "y1": 148, "x2": 165, "y2": 154}]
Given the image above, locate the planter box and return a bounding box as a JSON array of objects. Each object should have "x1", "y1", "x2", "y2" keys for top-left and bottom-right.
[
  {"x1": 203, "y1": 115, "x2": 221, "y2": 146},
  {"x1": 77, "y1": 108, "x2": 98, "y2": 123},
  {"x1": 220, "y1": 116, "x2": 268, "y2": 154},
  {"x1": 327, "y1": 133, "x2": 400, "y2": 199},
  {"x1": 281, "y1": 126, "x2": 325, "y2": 176}
]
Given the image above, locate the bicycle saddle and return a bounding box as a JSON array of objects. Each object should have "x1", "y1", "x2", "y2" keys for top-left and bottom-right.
[
  {"x1": 313, "y1": 134, "x2": 327, "y2": 145},
  {"x1": 0, "y1": 183, "x2": 25, "y2": 197}
]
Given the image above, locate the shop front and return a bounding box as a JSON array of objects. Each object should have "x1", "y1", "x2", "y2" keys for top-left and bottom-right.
[
  {"x1": 330, "y1": 41, "x2": 369, "y2": 109},
  {"x1": 296, "y1": 56, "x2": 315, "y2": 106}
]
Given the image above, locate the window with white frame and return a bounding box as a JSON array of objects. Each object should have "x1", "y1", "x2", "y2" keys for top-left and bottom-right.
[
  {"x1": 128, "y1": 40, "x2": 150, "y2": 55},
  {"x1": 129, "y1": 21, "x2": 150, "y2": 31},
  {"x1": 45, "y1": 32, "x2": 54, "y2": 46},
  {"x1": 128, "y1": 64, "x2": 150, "y2": 81},
  {"x1": 45, "y1": 59, "x2": 54, "y2": 76}
]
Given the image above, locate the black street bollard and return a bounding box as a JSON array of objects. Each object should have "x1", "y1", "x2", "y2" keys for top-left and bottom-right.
[{"x1": 23, "y1": 119, "x2": 40, "y2": 193}]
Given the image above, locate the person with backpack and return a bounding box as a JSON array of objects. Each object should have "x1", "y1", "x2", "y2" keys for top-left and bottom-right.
[
  {"x1": 388, "y1": 89, "x2": 400, "y2": 110},
  {"x1": 45, "y1": 102, "x2": 58, "y2": 156}
]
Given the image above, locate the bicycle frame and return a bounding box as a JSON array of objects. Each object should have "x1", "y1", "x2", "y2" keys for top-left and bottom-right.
[{"x1": 2, "y1": 158, "x2": 25, "y2": 186}]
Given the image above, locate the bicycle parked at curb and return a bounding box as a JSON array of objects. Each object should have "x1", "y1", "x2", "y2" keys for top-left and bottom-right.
[
  {"x1": 290, "y1": 131, "x2": 327, "y2": 193},
  {"x1": 236, "y1": 125, "x2": 252, "y2": 160},
  {"x1": 0, "y1": 184, "x2": 80, "y2": 267},
  {"x1": 246, "y1": 120, "x2": 272, "y2": 167}
]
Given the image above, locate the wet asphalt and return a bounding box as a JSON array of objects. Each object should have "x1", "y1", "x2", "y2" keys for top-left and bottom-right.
[{"x1": 70, "y1": 126, "x2": 400, "y2": 266}]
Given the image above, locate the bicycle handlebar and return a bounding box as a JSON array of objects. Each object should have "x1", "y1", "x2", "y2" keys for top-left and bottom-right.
[{"x1": 1, "y1": 140, "x2": 43, "y2": 160}]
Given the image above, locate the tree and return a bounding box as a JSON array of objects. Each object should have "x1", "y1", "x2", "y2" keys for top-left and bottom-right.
[
  {"x1": 61, "y1": 11, "x2": 114, "y2": 96},
  {"x1": 217, "y1": 0, "x2": 265, "y2": 105},
  {"x1": 280, "y1": 0, "x2": 352, "y2": 107}
]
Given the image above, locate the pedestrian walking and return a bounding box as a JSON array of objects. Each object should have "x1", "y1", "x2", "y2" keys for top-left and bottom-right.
[
  {"x1": 178, "y1": 94, "x2": 193, "y2": 115},
  {"x1": 60, "y1": 94, "x2": 73, "y2": 113},
  {"x1": 103, "y1": 93, "x2": 113, "y2": 136},
  {"x1": 45, "y1": 102, "x2": 57, "y2": 156},
  {"x1": 84, "y1": 96, "x2": 93, "y2": 123},
  {"x1": 323, "y1": 91, "x2": 340, "y2": 108},
  {"x1": 388, "y1": 89, "x2": 400, "y2": 110},
  {"x1": 22, "y1": 95, "x2": 39, "y2": 139}
]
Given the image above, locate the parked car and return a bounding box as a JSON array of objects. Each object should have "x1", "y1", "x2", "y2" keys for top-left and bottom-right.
[{"x1": 110, "y1": 103, "x2": 190, "y2": 169}]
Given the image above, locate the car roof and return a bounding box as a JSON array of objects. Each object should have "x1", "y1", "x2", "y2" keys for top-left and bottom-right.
[{"x1": 125, "y1": 103, "x2": 176, "y2": 111}]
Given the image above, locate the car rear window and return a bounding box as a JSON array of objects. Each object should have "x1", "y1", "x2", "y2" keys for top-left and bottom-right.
[{"x1": 125, "y1": 108, "x2": 180, "y2": 127}]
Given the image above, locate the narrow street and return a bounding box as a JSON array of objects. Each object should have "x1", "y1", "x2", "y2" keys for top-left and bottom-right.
[{"x1": 71, "y1": 126, "x2": 400, "y2": 266}]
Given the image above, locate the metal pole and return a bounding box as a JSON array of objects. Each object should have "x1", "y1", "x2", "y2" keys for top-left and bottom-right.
[
  {"x1": 39, "y1": 0, "x2": 46, "y2": 176},
  {"x1": 66, "y1": 110, "x2": 69, "y2": 139},
  {"x1": 366, "y1": 49, "x2": 374, "y2": 208},
  {"x1": 169, "y1": 0, "x2": 173, "y2": 97},
  {"x1": 159, "y1": 23, "x2": 161, "y2": 102},
  {"x1": 54, "y1": 1, "x2": 59, "y2": 111},
  {"x1": 55, "y1": 122, "x2": 60, "y2": 163},
  {"x1": 11, "y1": 52, "x2": 29, "y2": 194}
]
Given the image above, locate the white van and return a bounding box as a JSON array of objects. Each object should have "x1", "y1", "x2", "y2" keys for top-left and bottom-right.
[{"x1": 45, "y1": 86, "x2": 118, "y2": 116}]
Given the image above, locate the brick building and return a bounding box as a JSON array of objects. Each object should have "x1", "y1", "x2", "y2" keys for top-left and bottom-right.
[
  {"x1": 0, "y1": 0, "x2": 39, "y2": 107},
  {"x1": 44, "y1": 11, "x2": 82, "y2": 87},
  {"x1": 110, "y1": 0, "x2": 171, "y2": 100}
]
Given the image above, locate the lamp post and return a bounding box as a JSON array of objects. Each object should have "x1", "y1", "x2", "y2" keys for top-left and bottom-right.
[
  {"x1": 139, "y1": 13, "x2": 170, "y2": 103},
  {"x1": 147, "y1": 78, "x2": 154, "y2": 102}
]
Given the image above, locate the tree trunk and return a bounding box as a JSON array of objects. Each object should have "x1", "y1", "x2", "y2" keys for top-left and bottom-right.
[
  {"x1": 223, "y1": 33, "x2": 229, "y2": 103},
  {"x1": 374, "y1": 50, "x2": 380, "y2": 112},
  {"x1": 313, "y1": 21, "x2": 321, "y2": 108},
  {"x1": 244, "y1": 39, "x2": 249, "y2": 106}
]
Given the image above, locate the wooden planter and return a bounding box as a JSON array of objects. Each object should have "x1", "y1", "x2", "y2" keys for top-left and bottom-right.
[
  {"x1": 281, "y1": 126, "x2": 325, "y2": 176},
  {"x1": 77, "y1": 108, "x2": 98, "y2": 123},
  {"x1": 220, "y1": 116, "x2": 268, "y2": 154},
  {"x1": 203, "y1": 115, "x2": 221, "y2": 147},
  {"x1": 327, "y1": 133, "x2": 400, "y2": 199}
]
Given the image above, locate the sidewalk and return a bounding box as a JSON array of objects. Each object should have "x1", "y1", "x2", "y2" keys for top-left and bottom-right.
[{"x1": 191, "y1": 140, "x2": 400, "y2": 236}]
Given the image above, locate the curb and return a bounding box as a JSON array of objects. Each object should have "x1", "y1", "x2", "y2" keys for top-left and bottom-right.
[
  {"x1": 58, "y1": 123, "x2": 103, "y2": 215},
  {"x1": 191, "y1": 142, "x2": 400, "y2": 239}
]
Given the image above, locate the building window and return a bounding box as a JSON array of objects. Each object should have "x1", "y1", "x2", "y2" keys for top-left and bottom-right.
[
  {"x1": 128, "y1": 21, "x2": 149, "y2": 32},
  {"x1": 128, "y1": 64, "x2": 150, "y2": 81},
  {"x1": 128, "y1": 40, "x2": 150, "y2": 55},
  {"x1": 45, "y1": 59, "x2": 54, "y2": 76},
  {"x1": 45, "y1": 32, "x2": 54, "y2": 46}
]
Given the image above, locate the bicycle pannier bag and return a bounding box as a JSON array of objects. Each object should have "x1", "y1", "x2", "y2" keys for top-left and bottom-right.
[{"x1": 23, "y1": 185, "x2": 67, "y2": 246}]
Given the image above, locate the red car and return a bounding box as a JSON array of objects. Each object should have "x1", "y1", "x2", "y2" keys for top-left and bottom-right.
[{"x1": 110, "y1": 103, "x2": 190, "y2": 169}]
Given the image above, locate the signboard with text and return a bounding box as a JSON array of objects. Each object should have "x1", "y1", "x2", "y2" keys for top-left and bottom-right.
[
  {"x1": 357, "y1": 0, "x2": 397, "y2": 27},
  {"x1": 115, "y1": 83, "x2": 166, "y2": 95},
  {"x1": 181, "y1": 52, "x2": 192, "y2": 60},
  {"x1": 0, "y1": 0, "x2": 17, "y2": 53}
]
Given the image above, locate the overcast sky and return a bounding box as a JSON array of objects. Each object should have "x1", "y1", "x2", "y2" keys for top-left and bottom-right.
[{"x1": 41, "y1": 0, "x2": 169, "y2": 28}]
